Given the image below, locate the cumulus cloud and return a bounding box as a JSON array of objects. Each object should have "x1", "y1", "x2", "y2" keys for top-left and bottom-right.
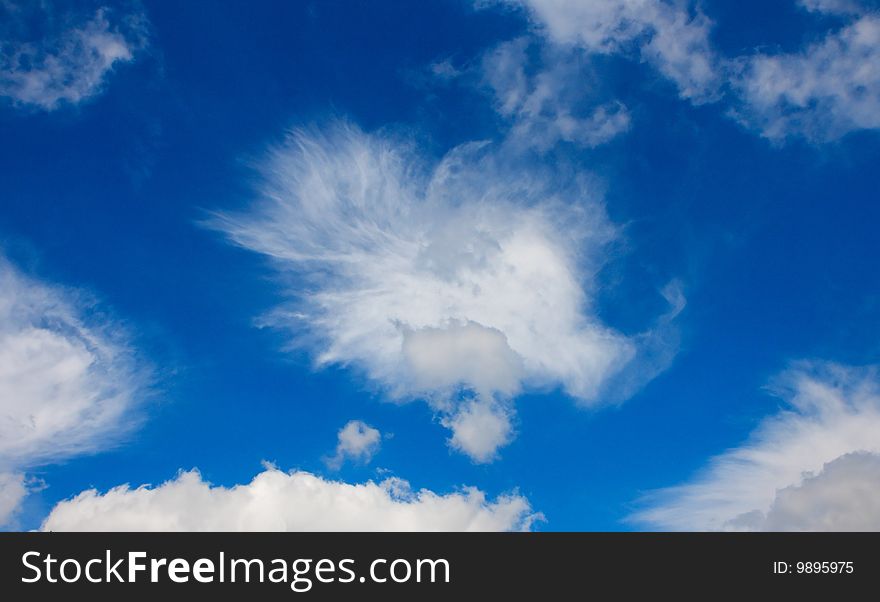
[
  {"x1": 402, "y1": 322, "x2": 523, "y2": 397},
  {"x1": 210, "y1": 122, "x2": 681, "y2": 462},
  {"x1": 732, "y1": 10, "x2": 880, "y2": 141},
  {"x1": 41, "y1": 466, "x2": 541, "y2": 531},
  {"x1": 0, "y1": 255, "x2": 146, "y2": 526},
  {"x1": 482, "y1": 38, "x2": 631, "y2": 150},
  {"x1": 442, "y1": 397, "x2": 514, "y2": 462},
  {"x1": 497, "y1": 0, "x2": 720, "y2": 102},
  {"x1": 0, "y1": 3, "x2": 147, "y2": 110},
  {"x1": 633, "y1": 362, "x2": 880, "y2": 531},
  {"x1": 325, "y1": 420, "x2": 382, "y2": 469},
  {"x1": 754, "y1": 453, "x2": 880, "y2": 531}
]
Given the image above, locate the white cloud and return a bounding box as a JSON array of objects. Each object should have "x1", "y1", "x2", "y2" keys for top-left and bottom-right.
[
  {"x1": 750, "y1": 453, "x2": 880, "y2": 531},
  {"x1": 403, "y1": 322, "x2": 520, "y2": 461},
  {"x1": 210, "y1": 122, "x2": 681, "y2": 462},
  {"x1": 402, "y1": 321, "x2": 523, "y2": 396},
  {"x1": 0, "y1": 256, "x2": 146, "y2": 526},
  {"x1": 41, "y1": 466, "x2": 541, "y2": 531},
  {"x1": 482, "y1": 38, "x2": 631, "y2": 150},
  {"x1": 733, "y1": 12, "x2": 880, "y2": 141},
  {"x1": 633, "y1": 362, "x2": 880, "y2": 531},
  {"x1": 326, "y1": 420, "x2": 382, "y2": 469},
  {"x1": 799, "y1": 0, "x2": 869, "y2": 16},
  {"x1": 487, "y1": 1, "x2": 880, "y2": 143},
  {"x1": 498, "y1": 0, "x2": 720, "y2": 102},
  {"x1": 442, "y1": 397, "x2": 514, "y2": 463},
  {"x1": 0, "y1": 472, "x2": 27, "y2": 527},
  {"x1": 0, "y1": 5, "x2": 147, "y2": 110}
]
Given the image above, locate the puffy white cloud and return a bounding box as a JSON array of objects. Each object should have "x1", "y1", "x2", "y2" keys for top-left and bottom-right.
[
  {"x1": 210, "y1": 122, "x2": 681, "y2": 462},
  {"x1": 402, "y1": 321, "x2": 523, "y2": 396},
  {"x1": 633, "y1": 362, "x2": 880, "y2": 531},
  {"x1": 326, "y1": 420, "x2": 382, "y2": 469},
  {"x1": 482, "y1": 38, "x2": 631, "y2": 150},
  {"x1": 0, "y1": 4, "x2": 147, "y2": 110},
  {"x1": 41, "y1": 467, "x2": 541, "y2": 532},
  {"x1": 750, "y1": 453, "x2": 880, "y2": 531},
  {"x1": 498, "y1": 0, "x2": 720, "y2": 102},
  {"x1": 0, "y1": 472, "x2": 27, "y2": 527},
  {"x1": 0, "y1": 256, "x2": 146, "y2": 526},
  {"x1": 733, "y1": 12, "x2": 880, "y2": 141},
  {"x1": 442, "y1": 397, "x2": 514, "y2": 463},
  {"x1": 403, "y1": 322, "x2": 520, "y2": 461}
]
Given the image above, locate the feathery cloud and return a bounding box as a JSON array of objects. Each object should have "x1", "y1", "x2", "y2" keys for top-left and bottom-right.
[
  {"x1": 633, "y1": 362, "x2": 880, "y2": 531},
  {"x1": 210, "y1": 122, "x2": 681, "y2": 463},
  {"x1": 0, "y1": 255, "x2": 147, "y2": 526}
]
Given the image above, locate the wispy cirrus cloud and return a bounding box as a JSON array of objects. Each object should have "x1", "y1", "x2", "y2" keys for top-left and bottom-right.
[
  {"x1": 209, "y1": 121, "x2": 682, "y2": 463},
  {"x1": 0, "y1": 3, "x2": 148, "y2": 111},
  {"x1": 798, "y1": 0, "x2": 869, "y2": 16},
  {"x1": 0, "y1": 255, "x2": 149, "y2": 527},
  {"x1": 732, "y1": 8, "x2": 880, "y2": 141},
  {"x1": 481, "y1": 37, "x2": 631, "y2": 151},
  {"x1": 494, "y1": 0, "x2": 721, "y2": 102},
  {"x1": 632, "y1": 361, "x2": 880, "y2": 531},
  {"x1": 41, "y1": 466, "x2": 541, "y2": 532},
  {"x1": 475, "y1": 0, "x2": 880, "y2": 143}
]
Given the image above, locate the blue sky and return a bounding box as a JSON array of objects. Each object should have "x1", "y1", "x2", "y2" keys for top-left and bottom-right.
[{"x1": 1, "y1": 0, "x2": 879, "y2": 531}]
